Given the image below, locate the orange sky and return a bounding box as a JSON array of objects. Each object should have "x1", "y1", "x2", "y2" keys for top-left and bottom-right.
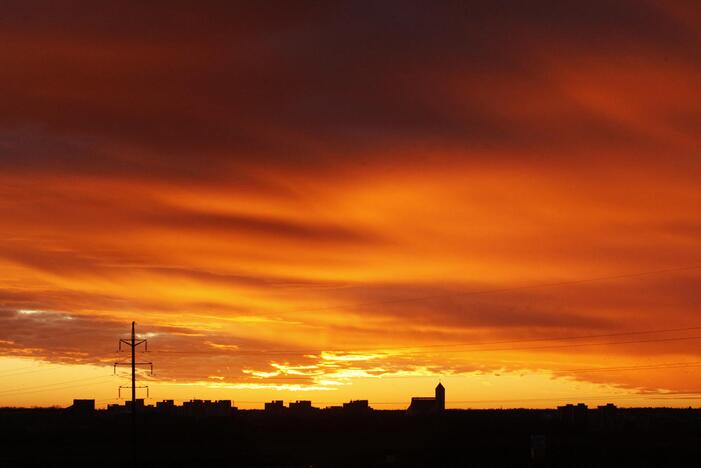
[{"x1": 1, "y1": 1, "x2": 701, "y2": 409}]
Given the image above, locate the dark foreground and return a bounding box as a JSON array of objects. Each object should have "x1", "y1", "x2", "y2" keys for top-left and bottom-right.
[{"x1": 2, "y1": 407, "x2": 701, "y2": 467}]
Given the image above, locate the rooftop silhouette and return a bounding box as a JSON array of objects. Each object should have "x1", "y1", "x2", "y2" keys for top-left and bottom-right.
[{"x1": 408, "y1": 382, "x2": 445, "y2": 414}]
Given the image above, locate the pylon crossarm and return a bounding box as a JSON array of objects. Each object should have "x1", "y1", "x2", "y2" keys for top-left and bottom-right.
[
  {"x1": 114, "y1": 361, "x2": 150, "y2": 367},
  {"x1": 118, "y1": 385, "x2": 150, "y2": 399}
]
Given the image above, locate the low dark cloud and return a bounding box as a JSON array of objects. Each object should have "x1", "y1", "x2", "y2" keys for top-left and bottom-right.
[
  {"x1": 149, "y1": 210, "x2": 384, "y2": 244},
  {"x1": 1, "y1": 0, "x2": 699, "y2": 180}
]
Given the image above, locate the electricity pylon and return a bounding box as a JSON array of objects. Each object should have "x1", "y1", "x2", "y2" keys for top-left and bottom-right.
[{"x1": 114, "y1": 321, "x2": 153, "y2": 412}]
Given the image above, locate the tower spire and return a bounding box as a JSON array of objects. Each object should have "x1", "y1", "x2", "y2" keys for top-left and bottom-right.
[{"x1": 435, "y1": 381, "x2": 445, "y2": 411}]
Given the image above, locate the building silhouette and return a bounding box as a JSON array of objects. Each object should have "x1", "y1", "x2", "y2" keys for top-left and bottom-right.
[
  {"x1": 342, "y1": 400, "x2": 371, "y2": 413},
  {"x1": 408, "y1": 382, "x2": 445, "y2": 414},
  {"x1": 289, "y1": 400, "x2": 315, "y2": 412},
  {"x1": 596, "y1": 403, "x2": 618, "y2": 429},
  {"x1": 343, "y1": 400, "x2": 369, "y2": 410},
  {"x1": 264, "y1": 400, "x2": 285, "y2": 412},
  {"x1": 557, "y1": 403, "x2": 588, "y2": 427},
  {"x1": 125, "y1": 398, "x2": 145, "y2": 411},
  {"x1": 182, "y1": 399, "x2": 234, "y2": 416},
  {"x1": 156, "y1": 399, "x2": 175, "y2": 411},
  {"x1": 436, "y1": 382, "x2": 445, "y2": 410},
  {"x1": 8, "y1": 399, "x2": 701, "y2": 467},
  {"x1": 67, "y1": 399, "x2": 95, "y2": 414}
]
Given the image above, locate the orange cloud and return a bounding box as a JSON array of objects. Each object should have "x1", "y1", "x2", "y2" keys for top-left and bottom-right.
[{"x1": 1, "y1": 0, "x2": 701, "y2": 408}]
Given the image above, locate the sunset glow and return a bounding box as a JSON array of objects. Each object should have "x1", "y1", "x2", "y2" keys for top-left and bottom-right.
[{"x1": 2, "y1": 1, "x2": 701, "y2": 409}]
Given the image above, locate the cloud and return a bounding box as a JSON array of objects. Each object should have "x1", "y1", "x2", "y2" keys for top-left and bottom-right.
[
  {"x1": 148, "y1": 209, "x2": 384, "y2": 244},
  {"x1": 1, "y1": 0, "x2": 701, "y2": 401},
  {"x1": 1, "y1": 0, "x2": 699, "y2": 177}
]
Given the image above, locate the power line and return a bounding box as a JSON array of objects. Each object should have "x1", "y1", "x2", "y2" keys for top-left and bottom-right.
[
  {"x1": 0, "y1": 357, "x2": 688, "y2": 395},
  {"x1": 0, "y1": 330, "x2": 694, "y2": 381},
  {"x1": 5, "y1": 332, "x2": 701, "y2": 398},
  {"x1": 12, "y1": 263, "x2": 698, "y2": 351},
  {"x1": 368, "y1": 325, "x2": 701, "y2": 352},
  {"x1": 0, "y1": 375, "x2": 114, "y2": 397},
  {"x1": 2, "y1": 264, "x2": 701, "y2": 408},
  {"x1": 283, "y1": 264, "x2": 701, "y2": 315},
  {"x1": 428, "y1": 334, "x2": 701, "y2": 354},
  {"x1": 559, "y1": 361, "x2": 701, "y2": 374},
  {"x1": 238, "y1": 360, "x2": 701, "y2": 382},
  {"x1": 147, "y1": 326, "x2": 701, "y2": 357},
  {"x1": 0, "y1": 365, "x2": 57, "y2": 378},
  {"x1": 3, "y1": 263, "x2": 701, "y2": 362},
  {"x1": 0, "y1": 361, "x2": 116, "y2": 378}
]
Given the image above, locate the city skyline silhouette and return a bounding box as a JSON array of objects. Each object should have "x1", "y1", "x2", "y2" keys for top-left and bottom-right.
[{"x1": 2, "y1": 0, "x2": 701, "y2": 465}]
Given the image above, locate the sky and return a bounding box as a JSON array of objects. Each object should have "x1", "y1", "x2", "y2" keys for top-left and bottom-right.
[{"x1": 1, "y1": 0, "x2": 701, "y2": 409}]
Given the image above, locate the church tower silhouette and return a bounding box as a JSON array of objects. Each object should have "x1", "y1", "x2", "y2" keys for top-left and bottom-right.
[{"x1": 435, "y1": 382, "x2": 445, "y2": 411}]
